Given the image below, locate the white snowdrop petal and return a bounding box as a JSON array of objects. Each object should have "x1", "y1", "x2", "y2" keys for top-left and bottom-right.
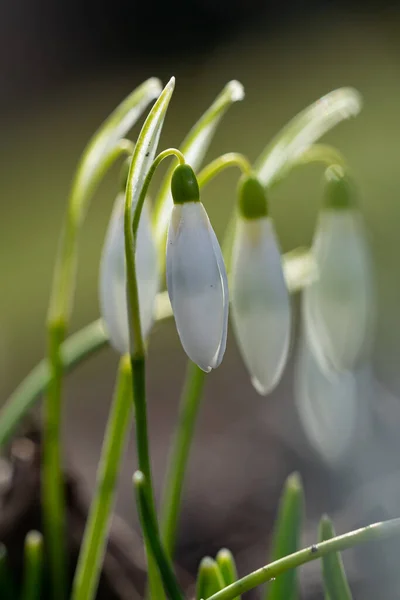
[
  {"x1": 303, "y1": 209, "x2": 373, "y2": 372},
  {"x1": 166, "y1": 202, "x2": 228, "y2": 371},
  {"x1": 208, "y1": 226, "x2": 229, "y2": 368},
  {"x1": 99, "y1": 195, "x2": 159, "y2": 354},
  {"x1": 231, "y1": 217, "x2": 291, "y2": 395},
  {"x1": 295, "y1": 333, "x2": 358, "y2": 465}
]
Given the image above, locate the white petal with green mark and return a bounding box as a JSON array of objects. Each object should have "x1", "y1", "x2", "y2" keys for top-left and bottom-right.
[
  {"x1": 231, "y1": 217, "x2": 291, "y2": 395},
  {"x1": 99, "y1": 195, "x2": 159, "y2": 354},
  {"x1": 166, "y1": 202, "x2": 229, "y2": 372},
  {"x1": 303, "y1": 208, "x2": 373, "y2": 373}
]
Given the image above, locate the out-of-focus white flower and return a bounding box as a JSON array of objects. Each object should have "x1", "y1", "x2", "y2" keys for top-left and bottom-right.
[
  {"x1": 303, "y1": 166, "x2": 374, "y2": 373},
  {"x1": 294, "y1": 331, "x2": 359, "y2": 465},
  {"x1": 166, "y1": 164, "x2": 228, "y2": 372},
  {"x1": 99, "y1": 194, "x2": 159, "y2": 354},
  {"x1": 231, "y1": 176, "x2": 291, "y2": 395}
]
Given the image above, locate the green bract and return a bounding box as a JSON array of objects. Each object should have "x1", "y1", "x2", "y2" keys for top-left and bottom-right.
[
  {"x1": 324, "y1": 164, "x2": 355, "y2": 209},
  {"x1": 171, "y1": 164, "x2": 200, "y2": 204},
  {"x1": 237, "y1": 175, "x2": 269, "y2": 219}
]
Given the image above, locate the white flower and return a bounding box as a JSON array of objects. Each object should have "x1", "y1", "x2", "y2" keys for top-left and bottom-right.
[
  {"x1": 99, "y1": 194, "x2": 159, "y2": 354},
  {"x1": 303, "y1": 207, "x2": 373, "y2": 373},
  {"x1": 166, "y1": 166, "x2": 228, "y2": 371},
  {"x1": 231, "y1": 216, "x2": 291, "y2": 395},
  {"x1": 294, "y1": 331, "x2": 359, "y2": 465}
]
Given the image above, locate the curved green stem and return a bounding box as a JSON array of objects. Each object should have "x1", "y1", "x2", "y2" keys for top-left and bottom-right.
[
  {"x1": 206, "y1": 518, "x2": 400, "y2": 600},
  {"x1": 268, "y1": 143, "x2": 348, "y2": 191},
  {"x1": 196, "y1": 153, "x2": 252, "y2": 189},
  {"x1": 160, "y1": 362, "x2": 206, "y2": 556},
  {"x1": 124, "y1": 148, "x2": 184, "y2": 599},
  {"x1": 134, "y1": 472, "x2": 184, "y2": 600},
  {"x1": 125, "y1": 148, "x2": 185, "y2": 354},
  {"x1": 71, "y1": 356, "x2": 132, "y2": 600}
]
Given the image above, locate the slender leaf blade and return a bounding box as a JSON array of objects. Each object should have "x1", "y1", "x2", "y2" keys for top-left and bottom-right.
[
  {"x1": 265, "y1": 472, "x2": 304, "y2": 600},
  {"x1": 71, "y1": 77, "x2": 161, "y2": 217},
  {"x1": 255, "y1": 88, "x2": 362, "y2": 188},
  {"x1": 216, "y1": 549, "x2": 240, "y2": 600},
  {"x1": 319, "y1": 515, "x2": 353, "y2": 600},
  {"x1": 153, "y1": 80, "x2": 245, "y2": 253},
  {"x1": 196, "y1": 557, "x2": 225, "y2": 600}
]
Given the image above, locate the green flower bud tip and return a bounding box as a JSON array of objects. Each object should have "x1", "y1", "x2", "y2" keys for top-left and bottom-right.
[
  {"x1": 171, "y1": 163, "x2": 200, "y2": 204},
  {"x1": 237, "y1": 175, "x2": 269, "y2": 219},
  {"x1": 324, "y1": 165, "x2": 355, "y2": 209}
]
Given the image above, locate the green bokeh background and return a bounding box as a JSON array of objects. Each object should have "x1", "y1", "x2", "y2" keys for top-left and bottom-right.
[
  {"x1": 2, "y1": 12, "x2": 400, "y2": 396},
  {"x1": 2, "y1": 9, "x2": 400, "y2": 592}
]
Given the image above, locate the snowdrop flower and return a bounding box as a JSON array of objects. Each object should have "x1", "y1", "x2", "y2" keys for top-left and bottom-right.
[
  {"x1": 166, "y1": 164, "x2": 228, "y2": 372},
  {"x1": 231, "y1": 176, "x2": 291, "y2": 395},
  {"x1": 294, "y1": 331, "x2": 358, "y2": 465},
  {"x1": 99, "y1": 192, "x2": 159, "y2": 354},
  {"x1": 303, "y1": 166, "x2": 373, "y2": 373}
]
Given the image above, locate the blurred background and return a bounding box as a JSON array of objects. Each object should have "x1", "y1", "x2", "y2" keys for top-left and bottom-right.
[{"x1": 2, "y1": 0, "x2": 400, "y2": 596}]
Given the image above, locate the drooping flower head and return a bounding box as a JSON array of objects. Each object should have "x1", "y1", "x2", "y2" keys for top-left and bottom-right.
[
  {"x1": 303, "y1": 166, "x2": 374, "y2": 373},
  {"x1": 231, "y1": 175, "x2": 291, "y2": 395},
  {"x1": 166, "y1": 164, "x2": 229, "y2": 372}
]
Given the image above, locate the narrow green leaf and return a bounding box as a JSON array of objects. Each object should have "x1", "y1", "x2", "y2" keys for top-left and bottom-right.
[
  {"x1": 255, "y1": 88, "x2": 362, "y2": 188},
  {"x1": 126, "y1": 77, "x2": 175, "y2": 219},
  {"x1": 319, "y1": 515, "x2": 353, "y2": 600},
  {"x1": 21, "y1": 531, "x2": 44, "y2": 600},
  {"x1": 0, "y1": 241, "x2": 315, "y2": 453},
  {"x1": 196, "y1": 557, "x2": 225, "y2": 600},
  {"x1": 265, "y1": 472, "x2": 304, "y2": 600},
  {"x1": 71, "y1": 77, "x2": 161, "y2": 219},
  {"x1": 71, "y1": 356, "x2": 132, "y2": 600},
  {"x1": 153, "y1": 80, "x2": 245, "y2": 255},
  {"x1": 216, "y1": 549, "x2": 240, "y2": 600}
]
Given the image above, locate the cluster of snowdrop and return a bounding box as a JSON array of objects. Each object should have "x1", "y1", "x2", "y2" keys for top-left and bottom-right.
[
  {"x1": 295, "y1": 165, "x2": 374, "y2": 463},
  {"x1": 98, "y1": 76, "x2": 374, "y2": 406},
  {"x1": 0, "y1": 75, "x2": 380, "y2": 600}
]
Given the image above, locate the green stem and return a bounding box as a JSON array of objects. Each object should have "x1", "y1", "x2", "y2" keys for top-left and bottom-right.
[
  {"x1": 196, "y1": 153, "x2": 252, "y2": 189},
  {"x1": 206, "y1": 518, "x2": 400, "y2": 600},
  {"x1": 134, "y1": 471, "x2": 184, "y2": 600},
  {"x1": 44, "y1": 139, "x2": 133, "y2": 600},
  {"x1": 157, "y1": 155, "x2": 251, "y2": 559},
  {"x1": 125, "y1": 149, "x2": 185, "y2": 599},
  {"x1": 43, "y1": 320, "x2": 67, "y2": 599},
  {"x1": 0, "y1": 292, "x2": 174, "y2": 451},
  {"x1": 160, "y1": 362, "x2": 206, "y2": 556},
  {"x1": 268, "y1": 143, "x2": 348, "y2": 191},
  {"x1": 71, "y1": 356, "x2": 132, "y2": 600},
  {"x1": 21, "y1": 531, "x2": 44, "y2": 600}
]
